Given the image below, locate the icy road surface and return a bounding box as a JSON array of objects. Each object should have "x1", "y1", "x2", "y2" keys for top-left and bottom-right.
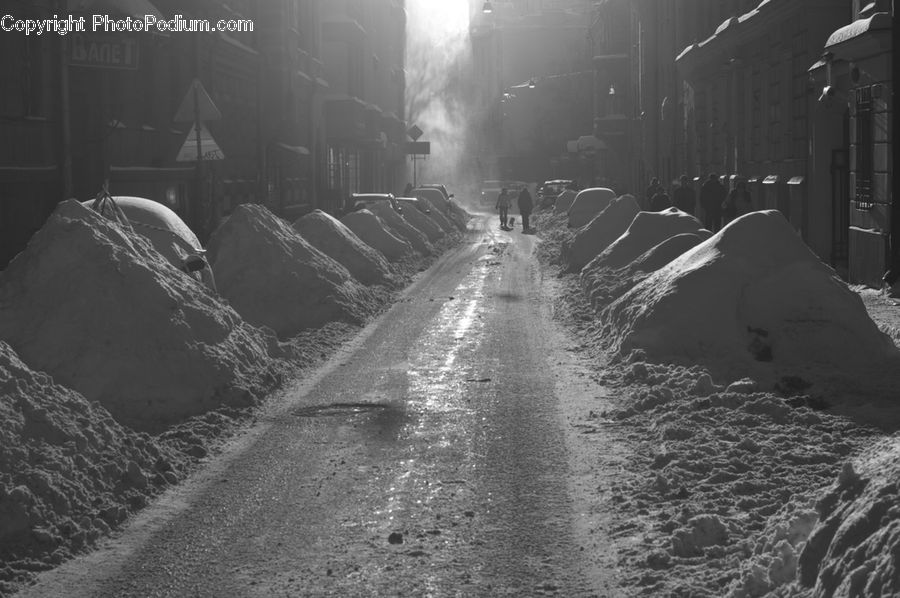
[{"x1": 19, "y1": 212, "x2": 625, "y2": 597}]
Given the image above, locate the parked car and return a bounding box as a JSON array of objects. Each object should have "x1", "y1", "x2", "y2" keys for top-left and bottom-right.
[
  {"x1": 417, "y1": 183, "x2": 454, "y2": 202},
  {"x1": 396, "y1": 196, "x2": 430, "y2": 214},
  {"x1": 345, "y1": 193, "x2": 402, "y2": 216},
  {"x1": 480, "y1": 180, "x2": 526, "y2": 205},
  {"x1": 538, "y1": 179, "x2": 575, "y2": 208},
  {"x1": 82, "y1": 194, "x2": 216, "y2": 291}
]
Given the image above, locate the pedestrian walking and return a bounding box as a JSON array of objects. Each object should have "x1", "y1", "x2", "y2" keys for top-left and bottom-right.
[
  {"x1": 672, "y1": 175, "x2": 696, "y2": 215},
  {"x1": 699, "y1": 173, "x2": 726, "y2": 232},
  {"x1": 496, "y1": 187, "x2": 511, "y2": 228},
  {"x1": 645, "y1": 177, "x2": 663, "y2": 211},
  {"x1": 722, "y1": 178, "x2": 753, "y2": 225},
  {"x1": 517, "y1": 186, "x2": 534, "y2": 232}
]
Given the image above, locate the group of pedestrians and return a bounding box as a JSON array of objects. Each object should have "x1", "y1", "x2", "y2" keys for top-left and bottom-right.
[
  {"x1": 495, "y1": 186, "x2": 533, "y2": 232},
  {"x1": 645, "y1": 173, "x2": 754, "y2": 232}
]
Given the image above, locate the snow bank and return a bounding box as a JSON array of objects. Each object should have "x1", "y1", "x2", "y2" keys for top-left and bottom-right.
[
  {"x1": 365, "y1": 202, "x2": 434, "y2": 256},
  {"x1": 292, "y1": 209, "x2": 396, "y2": 287},
  {"x1": 341, "y1": 209, "x2": 414, "y2": 262},
  {"x1": 0, "y1": 341, "x2": 182, "y2": 593},
  {"x1": 0, "y1": 200, "x2": 280, "y2": 431},
  {"x1": 567, "y1": 187, "x2": 616, "y2": 228},
  {"x1": 207, "y1": 204, "x2": 380, "y2": 337},
  {"x1": 600, "y1": 210, "x2": 898, "y2": 391},
  {"x1": 563, "y1": 194, "x2": 640, "y2": 272}
]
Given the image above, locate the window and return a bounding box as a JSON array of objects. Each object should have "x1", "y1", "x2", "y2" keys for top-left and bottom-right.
[{"x1": 854, "y1": 86, "x2": 874, "y2": 209}]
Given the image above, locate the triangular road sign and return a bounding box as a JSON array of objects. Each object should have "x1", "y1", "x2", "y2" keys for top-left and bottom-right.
[
  {"x1": 174, "y1": 79, "x2": 221, "y2": 123},
  {"x1": 176, "y1": 123, "x2": 225, "y2": 161}
]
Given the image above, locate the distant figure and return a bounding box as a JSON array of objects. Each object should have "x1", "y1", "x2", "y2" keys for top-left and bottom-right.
[
  {"x1": 649, "y1": 187, "x2": 671, "y2": 212},
  {"x1": 723, "y1": 178, "x2": 753, "y2": 224},
  {"x1": 517, "y1": 186, "x2": 534, "y2": 231},
  {"x1": 645, "y1": 177, "x2": 663, "y2": 211},
  {"x1": 672, "y1": 175, "x2": 696, "y2": 215},
  {"x1": 496, "y1": 187, "x2": 512, "y2": 228},
  {"x1": 699, "y1": 173, "x2": 726, "y2": 232},
  {"x1": 403, "y1": 182, "x2": 413, "y2": 196}
]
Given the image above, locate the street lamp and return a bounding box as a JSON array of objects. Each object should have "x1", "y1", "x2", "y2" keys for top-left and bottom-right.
[{"x1": 482, "y1": 1, "x2": 493, "y2": 14}]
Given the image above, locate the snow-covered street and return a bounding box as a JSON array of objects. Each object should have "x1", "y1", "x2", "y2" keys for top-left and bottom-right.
[{"x1": 2, "y1": 193, "x2": 899, "y2": 597}]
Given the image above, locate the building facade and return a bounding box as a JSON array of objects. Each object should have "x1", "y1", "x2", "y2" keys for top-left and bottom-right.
[{"x1": 0, "y1": 0, "x2": 407, "y2": 268}]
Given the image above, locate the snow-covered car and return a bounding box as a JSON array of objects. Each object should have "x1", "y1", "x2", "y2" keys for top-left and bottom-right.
[
  {"x1": 538, "y1": 179, "x2": 574, "y2": 208},
  {"x1": 417, "y1": 183, "x2": 454, "y2": 202},
  {"x1": 345, "y1": 193, "x2": 403, "y2": 216},
  {"x1": 480, "y1": 180, "x2": 526, "y2": 205},
  {"x1": 82, "y1": 195, "x2": 216, "y2": 291}
]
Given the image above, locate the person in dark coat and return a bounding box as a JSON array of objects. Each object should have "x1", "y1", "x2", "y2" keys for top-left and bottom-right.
[
  {"x1": 672, "y1": 174, "x2": 696, "y2": 215},
  {"x1": 699, "y1": 173, "x2": 726, "y2": 232},
  {"x1": 645, "y1": 177, "x2": 663, "y2": 211},
  {"x1": 649, "y1": 188, "x2": 671, "y2": 211},
  {"x1": 517, "y1": 186, "x2": 534, "y2": 231}
]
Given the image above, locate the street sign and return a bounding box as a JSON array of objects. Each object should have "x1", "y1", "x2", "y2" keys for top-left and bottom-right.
[
  {"x1": 404, "y1": 141, "x2": 430, "y2": 155},
  {"x1": 174, "y1": 79, "x2": 222, "y2": 123},
  {"x1": 176, "y1": 123, "x2": 225, "y2": 161},
  {"x1": 68, "y1": 33, "x2": 139, "y2": 69},
  {"x1": 407, "y1": 124, "x2": 423, "y2": 141}
]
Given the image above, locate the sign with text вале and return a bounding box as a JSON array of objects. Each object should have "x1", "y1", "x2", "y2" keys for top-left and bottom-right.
[{"x1": 68, "y1": 32, "x2": 139, "y2": 69}]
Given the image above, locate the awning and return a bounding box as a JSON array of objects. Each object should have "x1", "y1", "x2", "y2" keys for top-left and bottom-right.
[{"x1": 68, "y1": 0, "x2": 163, "y2": 18}]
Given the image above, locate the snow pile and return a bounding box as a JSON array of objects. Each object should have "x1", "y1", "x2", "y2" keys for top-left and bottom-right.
[
  {"x1": 207, "y1": 204, "x2": 381, "y2": 337},
  {"x1": 567, "y1": 187, "x2": 616, "y2": 228},
  {"x1": 563, "y1": 194, "x2": 640, "y2": 272},
  {"x1": 292, "y1": 209, "x2": 396, "y2": 287},
  {"x1": 553, "y1": 188, "x2": 577, "y2": 214},
  {"x1": 341, "y1": 209, "x2": 414, "y2": 262},
  {"x1": 396, "y1": 202, "x2": 445, "y2": 244},
  {"x1": 365, "y1": 202, "x2": 434, "y2": 256},
  {"x1": 0, "y1": 341, "x2": 185, "y2": 594},
  {"x1": 727, "y1": 434, "x2": 900, "y2": 597},
  {"x1": 599, "y1": 210, "x2": 899, "y2": 392},
  {"x1": 537, "y1": 204, "x2": 900, "y2": 597},
  {"x1": 0, "y1": 200, "x2": 281, "y2": 432}
]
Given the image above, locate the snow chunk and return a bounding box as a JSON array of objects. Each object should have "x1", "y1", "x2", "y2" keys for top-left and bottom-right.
[
  {"x1": 0, "y1": 200, "x2": 280, "y2": 431},
  {"x1": 599, "y1": 211, "x2": 900, "y2": 395},
  {"x1": 564, "y1": 194, "x2": 640, "y2": 272},
  {"x1": 207, "y1": 204, "x2": 380, "y2": 337},
  {"x1": 567, "y1": 187, "x2": 616, "y2": 228},
  {"x1": 292, "y1": 209, "x2": 396, "y2": 287},
  {"x1": 341, "y1": 209, "x2": 414, "y2": 262}
]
